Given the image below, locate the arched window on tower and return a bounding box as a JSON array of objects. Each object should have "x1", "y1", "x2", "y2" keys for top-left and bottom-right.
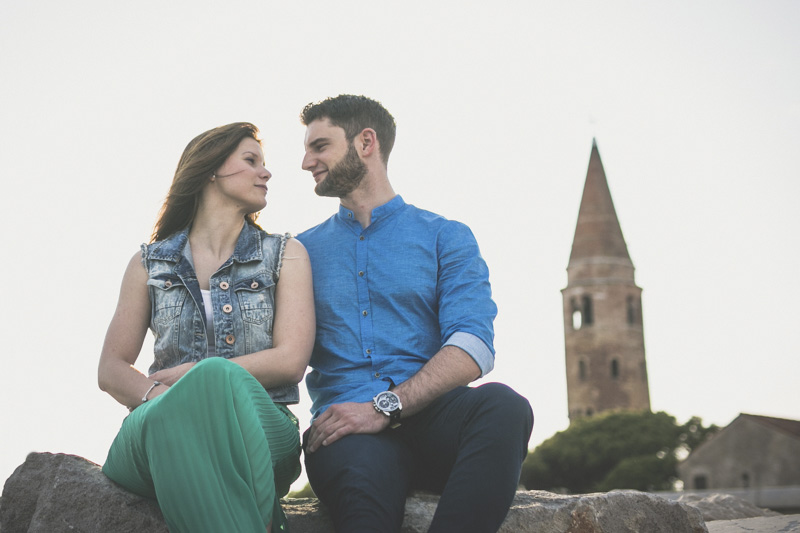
[
  {"x1": 571, "y1": 298, "x2": 582, "y2": 330},
  {"x1": 582, "y1": 295, "x2": 594, "y2": 325},
  {"x1": 579, "y1": 360, "x2": 587, "y2": 381},
  {"x1": 626, "y1": 295, "x2": 638, "y2": 325},
  {"x1": 611, "y1": 359, "x2": 620, "y2": 379}
]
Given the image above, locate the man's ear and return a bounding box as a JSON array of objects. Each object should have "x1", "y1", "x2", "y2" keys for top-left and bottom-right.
[{"x1": 357, "y1": 128, "x2": 379, "y2": 158}]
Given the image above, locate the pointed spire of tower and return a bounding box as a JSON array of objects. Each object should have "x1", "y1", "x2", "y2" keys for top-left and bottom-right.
[{"x1": 568, "y1": 139, "x2": 632, "y2": 271}]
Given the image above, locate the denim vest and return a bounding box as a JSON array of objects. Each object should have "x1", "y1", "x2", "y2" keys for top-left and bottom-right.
[{"x1": 141, "y1": 223, "x2": 299, "y2": 404}]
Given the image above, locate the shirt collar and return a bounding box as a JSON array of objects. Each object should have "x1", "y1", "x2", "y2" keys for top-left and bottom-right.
[{"x1": 336, "y1": 195, "x2": 406, "y2": 226}]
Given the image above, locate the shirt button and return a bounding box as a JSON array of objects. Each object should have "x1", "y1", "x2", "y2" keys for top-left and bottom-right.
[
  {"x1": 223, "y1": 304, "x2": 233, "y2": 313},
  {"x1": 358, "y1": 271, "x2": 365, "y2": 277},
  {"x1": 219, "y1": 281, "x2": 229, "y2": 290},
  {"x1": 359, "y1": 235, "x2": 365, "y2": 241},
  {"x1": 362, "y1": 310, "x2": 368, "y2": 316},
  {"x1": 250, "y1": 281, "x2": 259, "y2": 289},
  {"x1": 347, "y1": 213, "x2": 353, "y2": 218},
  {"x1": 164, "y1": 280, "x2": 172, "y2": 288},
  {"x1": 225, "y1": 335, "x2": 235, "y2": 345},
  {"x1": 374, "y1": 372, "x2": 381, "y2": 378},
  {"x1": 366, "y1": 349, "x2": 372, "y2": 354}
]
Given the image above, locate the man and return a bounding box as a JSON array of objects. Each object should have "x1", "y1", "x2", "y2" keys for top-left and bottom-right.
[{"x1": 296, "y1": 94, "x2": 533, "y2": 533}]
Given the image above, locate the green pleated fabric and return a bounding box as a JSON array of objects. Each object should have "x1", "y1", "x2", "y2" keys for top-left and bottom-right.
[{"x1": 103, "y1": 358, "x2": 301, "y2": 532}]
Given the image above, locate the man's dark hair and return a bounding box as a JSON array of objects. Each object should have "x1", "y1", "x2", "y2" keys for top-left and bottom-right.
[{"x1": 301, "y1": 94, "x2": 397, "y2": 165}]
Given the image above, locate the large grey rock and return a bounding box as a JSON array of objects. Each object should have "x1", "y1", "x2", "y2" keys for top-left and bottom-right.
[
  {"x1": 2, "y1": 453, "x2": 709, "y2": 532},
  {"x1": 677, "y1": 492, "x2": 782, "y2": 521},
  {"x1": 706, "y1": 514, "x2": 800, "y2": 533},
  {"x1": 403, "y1": 490, "x2": 708, "y2": 533},
  {"x1": 0, "y1": 453, "x2": 167, "y2": 533}
]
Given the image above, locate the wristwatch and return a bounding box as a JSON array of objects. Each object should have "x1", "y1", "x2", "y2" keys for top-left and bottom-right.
[{"x1": 373, "y1": 390, "x2": 402, "y2": 429}]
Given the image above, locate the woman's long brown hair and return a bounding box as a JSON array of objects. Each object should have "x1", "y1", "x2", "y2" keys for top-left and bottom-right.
[{"x1": 151, "y1": 122, "x2": 262, "y2": 242}]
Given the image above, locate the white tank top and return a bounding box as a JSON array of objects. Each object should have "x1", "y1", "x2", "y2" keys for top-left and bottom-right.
[{"x1": 200, "y1": 289, "x2": 216, "y2": 357}]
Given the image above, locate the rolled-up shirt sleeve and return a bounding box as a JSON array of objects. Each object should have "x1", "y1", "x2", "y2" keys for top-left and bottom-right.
[
  {"x1": 436, "y1": 221, "x2": 498, "y2": 377},
  {"x1": 443, "y1": 331, "x2": 495, "y2": 377}
]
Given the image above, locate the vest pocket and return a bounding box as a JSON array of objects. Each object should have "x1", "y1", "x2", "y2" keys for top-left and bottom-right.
[
  {"x1": 148, "y1": 276, "x2": 188, "y2": 324},
  {"x1": 234, "y1": 275, "x2": 274, "y2": 325}
]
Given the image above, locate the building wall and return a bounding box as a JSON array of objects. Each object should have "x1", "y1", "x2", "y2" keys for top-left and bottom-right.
[
  {"x1": 679, "y1": 417, "x2": 800, "y2": 489},
  {"x1": 562, "y1": 267, "x2": 650, "y2": 421}
]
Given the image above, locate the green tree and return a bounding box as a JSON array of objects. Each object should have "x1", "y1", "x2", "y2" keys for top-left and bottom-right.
[
  {"x1": 520, "y1": 411, "x2": 717, "y2": 493},
  {"x1": 287, "y1": 482, "x2": 316, "y2": 499}
]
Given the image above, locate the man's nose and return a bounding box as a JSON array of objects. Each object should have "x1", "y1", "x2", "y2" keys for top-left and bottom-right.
[{"x1": 301, "y1": 152, "x2": 314, "y2": 171}]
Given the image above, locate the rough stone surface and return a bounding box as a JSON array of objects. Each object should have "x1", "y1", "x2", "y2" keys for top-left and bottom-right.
[
  {"x1": 0, "y1": 453, "x2": 167, "y2": 533},
  {"x1": 286, "y1": 490, "x2": 710, "y2": 533},
  {"x1": 491, "y1": 490, "x2": 707, "y2": 533},
  {"x1": 706, "y1": 514, "x2": 800, "y2": 533},
  {"x1": 677, "y1": 492, "x2": 782, "y2": 521},
  {"x1": 0, "y1": 452, "x2": 729, "y2": 533}
]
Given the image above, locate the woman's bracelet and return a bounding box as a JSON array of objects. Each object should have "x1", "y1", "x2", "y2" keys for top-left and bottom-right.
[{"x1": 141, "y1": 381, "x2": 162, "y2": 404}]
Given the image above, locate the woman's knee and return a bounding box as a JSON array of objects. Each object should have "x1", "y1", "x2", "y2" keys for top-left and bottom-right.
[
  {"x1": 187, "y1": 356, "x2": 250, "y2": 384},
  {"x1": 192, "y1": 356, "x2": 235, "y2": 374}
]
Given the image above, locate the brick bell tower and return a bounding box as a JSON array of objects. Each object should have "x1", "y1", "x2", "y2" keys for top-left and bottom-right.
[{"x1": 562, "y1": 139, "x2": 651, "y2": 422}]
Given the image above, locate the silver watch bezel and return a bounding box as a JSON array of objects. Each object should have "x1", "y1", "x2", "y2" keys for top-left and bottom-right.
[{"x1": 372, "y1": 390, "x2": 402, "y2": 427}]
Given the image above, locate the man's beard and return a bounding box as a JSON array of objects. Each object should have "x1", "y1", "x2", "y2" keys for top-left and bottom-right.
[{"x1": 315, "y1": 143, "x2": 367, "y2": 198}]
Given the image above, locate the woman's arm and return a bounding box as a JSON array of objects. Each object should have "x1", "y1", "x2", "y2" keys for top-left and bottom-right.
[
  {"x1": 98, "y1": 252, "x2": 164, "y2": 408},
  {"x1": 226, "y1": 237, "x2": 315, "y2": 388}
]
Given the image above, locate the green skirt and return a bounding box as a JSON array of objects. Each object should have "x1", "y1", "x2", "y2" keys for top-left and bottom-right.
[{"x1": 103, "y1": 357, "x2": 301, "y2": 532}]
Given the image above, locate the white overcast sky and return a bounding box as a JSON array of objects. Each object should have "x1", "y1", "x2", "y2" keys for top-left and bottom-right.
[{"x1": 1, "y1": 1, "x2": 798, "y2": 491}]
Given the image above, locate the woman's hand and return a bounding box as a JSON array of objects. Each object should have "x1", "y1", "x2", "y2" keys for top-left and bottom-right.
[{"x1": 149, "y1": 362, "x2": 196, "y2": 387}]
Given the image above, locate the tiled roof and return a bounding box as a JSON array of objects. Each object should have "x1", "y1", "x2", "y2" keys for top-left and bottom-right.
[{"x1": 741, "y1": 413, "x2": 800, "y2": 439}]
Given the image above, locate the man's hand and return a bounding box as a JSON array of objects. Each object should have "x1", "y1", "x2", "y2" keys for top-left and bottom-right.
[{"x1": 306, "y1": 401, "x2": 389, "y2": 452}]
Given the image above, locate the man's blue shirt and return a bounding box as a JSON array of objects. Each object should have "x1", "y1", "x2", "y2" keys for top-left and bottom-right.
[{"x1": 297, "y1": 195, "x2": 497, "y2": 418}]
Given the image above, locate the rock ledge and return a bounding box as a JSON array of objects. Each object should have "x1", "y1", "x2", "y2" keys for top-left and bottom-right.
[{"x1": 0, "y1": 452, "x2": 778, "y2": 532}]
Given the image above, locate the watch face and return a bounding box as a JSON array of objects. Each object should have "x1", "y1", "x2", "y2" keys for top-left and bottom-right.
[{"x1": 376, "y1": 392, "x2": 400, "y2": 411}]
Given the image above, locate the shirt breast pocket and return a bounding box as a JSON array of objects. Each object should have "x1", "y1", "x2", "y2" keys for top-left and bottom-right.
[
  {"x1": 234, "y1": 275, "x2": 274, "y2": 325},
  {"x1": 147, "y1": 276, "x2": 188, "y2": 324}
]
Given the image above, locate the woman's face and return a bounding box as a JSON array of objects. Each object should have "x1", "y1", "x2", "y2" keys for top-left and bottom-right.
[{"x1": 210, "y1": 137, "x2": 272, "y2": 213}]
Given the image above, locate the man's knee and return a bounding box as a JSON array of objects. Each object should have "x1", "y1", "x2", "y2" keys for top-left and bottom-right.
[
  {"x1": 475, "y1": 383, "x2": 533, "y2": 425},
  {"x1": 304, "y1": 433, "x2": 411, "y2": 491}
]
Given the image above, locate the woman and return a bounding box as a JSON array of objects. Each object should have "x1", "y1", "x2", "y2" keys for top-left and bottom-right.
[{"x1": 98, "y1": 122, "x2": 314, "y2": 532}]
